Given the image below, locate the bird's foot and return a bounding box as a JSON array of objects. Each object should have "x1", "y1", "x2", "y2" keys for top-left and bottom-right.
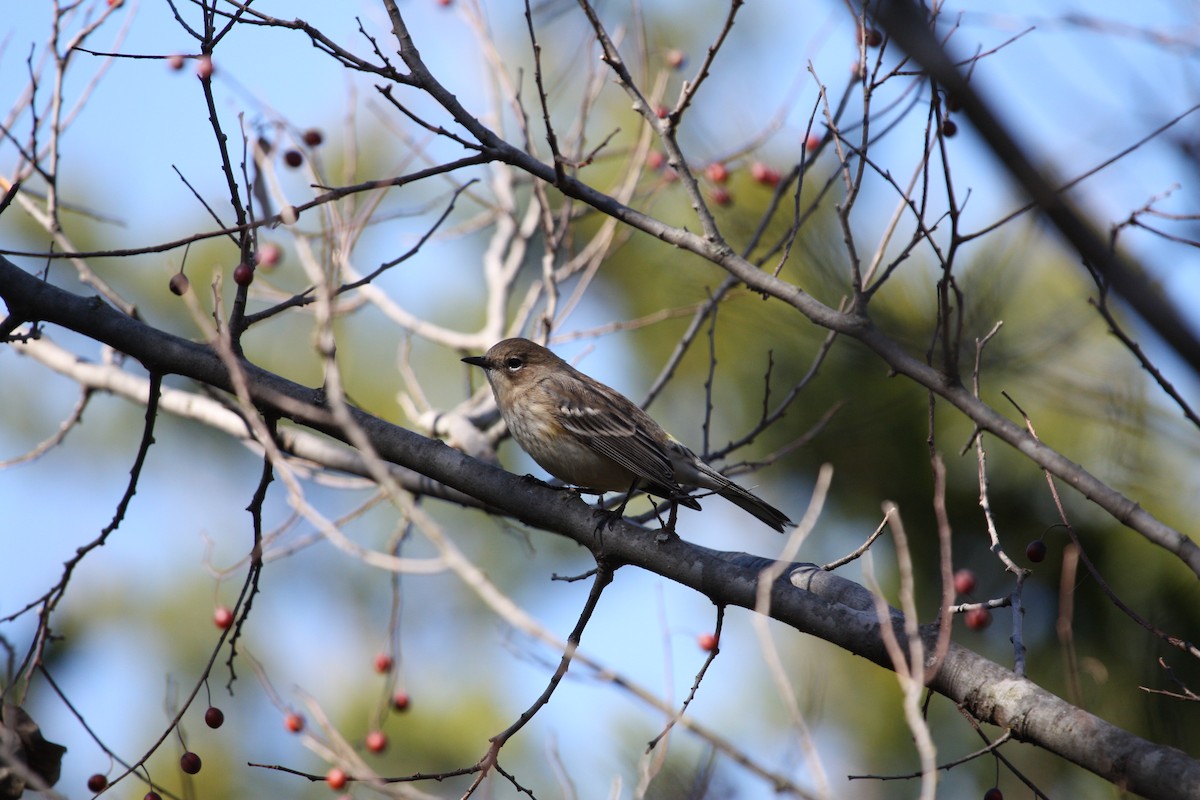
[{"x1": 591, "y1": 506, "x2": 625, "y2": 534}]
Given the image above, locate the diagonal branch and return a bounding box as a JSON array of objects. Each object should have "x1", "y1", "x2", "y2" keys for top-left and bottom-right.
[
  {"x1": 866, "y1": 0, "x2": 1200, "y2": 377},
  {"x1": 1, "y1": 256, "x2": 1198, "y2": 797}
]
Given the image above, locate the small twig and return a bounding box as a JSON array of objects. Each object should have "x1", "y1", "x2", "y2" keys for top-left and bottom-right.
[
  {"x1": 955, "y1": 705, "x2": 1051, "y2": 799},
  {"x1": 1004, "y1": 391, "x2": 1200, "y2": 662},
  {"x1": 242, "y1": 180, "x2": 477, "y2": 327},
  {"x1": 1087, "y1": 278, "x2": 1200, "y2": 429},
  {"x1": 0, "y1": 385, "x2": 92, "y2": 467},
  {"x1": 523, "y1": 0, "x2": 565, "y2": 185},
  {"x1": 646, "y1": 604, "x2": 725, "y2": 752},
  {"x1": 466, "y1": 561, "x2": 616, "y2": 793},
  {"x1": 848, "y1": 729, "x2": 1013, "y2": 782},
  {"x1": 925, "y1": 455, "x2": 954, "y2": 683},
  {"x1": 822, "y1": 510, "x2": 890, "y2": 571},
  {"x1": 1139, "y1": 658, "x2": 1199, "y2": 702}
]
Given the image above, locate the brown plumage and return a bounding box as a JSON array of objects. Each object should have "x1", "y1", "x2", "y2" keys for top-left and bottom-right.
[{"x1": 463, "y1": 338, "x2": 791, "y2": 532}]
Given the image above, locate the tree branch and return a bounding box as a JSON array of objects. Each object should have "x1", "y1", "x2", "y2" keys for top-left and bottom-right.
[{"x1": 1, "y1": 254, "x2": 1196, "y2": 798}]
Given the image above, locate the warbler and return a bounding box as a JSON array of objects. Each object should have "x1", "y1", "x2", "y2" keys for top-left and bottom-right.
[{"x1": 462, "y1": 338, "x2": 792, "y2": 532}]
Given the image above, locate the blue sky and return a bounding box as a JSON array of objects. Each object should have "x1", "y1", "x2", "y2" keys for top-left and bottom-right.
[{"x1": 3, "y1": 1, "x2": 1199, "y2": 798}]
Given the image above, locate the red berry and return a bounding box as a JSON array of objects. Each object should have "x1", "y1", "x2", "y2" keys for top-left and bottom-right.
[
  {"x1": 983, "y1": 788, "x2": 1003, "y2": 800},
  {"x1": 941, "y1": 119, "x2": 958, "y2": 137},
  {"x1": 145, "y1": 793, "x2": 163, "y2": 800},
  {"x1": 646, "y1": 150, "x2": 665, "y2": 171},
  {"x1": 302, "y1": 128, "x2": 324, "y2": 147},
  {"x1": 373, "y1": 652, "x2": 394, "y2": 673},
  {"x1": 283, "y1": 149, "x2": 304, "y2": 168},
  {"x1": 666, "y1": 49, "x2": 686, "y2": 70},
  {"x1": 285, "y1": 712, "x2": 305, "y2": 733},
  {"x1": 392, "y1": 691, "x2": 410, "y2": 712},
  {"x1": 169, "y1": 272, "x2": 190, "y2": 296},
  {"x1": 87, "y1": 773, "x2": 108, "y2": 792},
  {"x1": 1026, "y1": 539, "x2": 1047, "y2": 563},
  {"x1": 180, "y1": 751, "x2": 202, "y2": 775},
  {"x1": 705, "y1": 162, "x2": 729, "y2": 184},
  {"x1": 437, "y1": 0, "x2": 452, "y2": 6},
  {"x1": 195, "y1": 55, "x2": 213, "y2": 80},
  {"x1": 365, "y1": 730, "x2": 388, "y2": 753},
  {"x1": 750, "y1": 161, "x2": 781, "y2": 187},
  {"x1": 709, "y1": 187, "x2": 732, "y2": 207},
  {"x1": 953, "y1": 568, "x2": 977, "y2": 596},
  {"x1": 255, "y1": 242, "x2": 281, "y2": 268},
  {"x1": 655, "y1": 105, "x2": 669, "y2": 120},
  {"x1": 865, "y1": 28, "x2": 883, "y2": 47},
  {"x1": 233, "y1": 263, "x2": 254, "y2": 286},
  {"x1": 697, "y1": 632, "x2": 718, "y2": 652},
  {"x1": 805, "y1": 133, "x2": 821, "y2": 152},
  {"x1": 326, "y1": 768, "x2": 347, "y2": 790},
  {"x1": 964, "y1": 607, "x2": 992, "y2": 631},
  {"x1": 204, "y1": 706, "x2": 224, "y2": 729},
  {"x1": 213, "y1": 606, "x2": 233, "y2": 629},
  {"x1": 167, "y1": 54, "x2": 185, "y2": 71}
]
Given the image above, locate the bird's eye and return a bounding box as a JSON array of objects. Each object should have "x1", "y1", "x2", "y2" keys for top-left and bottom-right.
[{"x1": 505, "y1": 356, "x2": 523, "y2": 371}]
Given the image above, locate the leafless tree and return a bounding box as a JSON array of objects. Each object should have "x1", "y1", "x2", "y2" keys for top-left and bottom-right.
[{"x1": 2, "y1": 1, "x2": 1200, "y2": 798}]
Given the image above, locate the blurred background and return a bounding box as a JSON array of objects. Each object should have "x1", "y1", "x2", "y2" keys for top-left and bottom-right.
[{"x1": 2, "y1": 1, "x2": 1200, "y2": 798}]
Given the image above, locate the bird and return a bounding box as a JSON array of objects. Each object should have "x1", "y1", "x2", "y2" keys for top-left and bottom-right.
[{"x1": 462, "y1": 338, "x2": 791, "y2": 532}]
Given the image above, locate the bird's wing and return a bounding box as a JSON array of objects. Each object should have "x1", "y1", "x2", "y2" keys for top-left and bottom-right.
[{"x1": 552, "y1": 377, "x2": 685, "y2": 498}]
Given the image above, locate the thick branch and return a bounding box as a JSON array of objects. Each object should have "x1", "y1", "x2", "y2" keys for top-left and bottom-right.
[
  {"x1": 351, "y1": 6, "x2": 1200, "y2": 577},
  {"x1": 1, "y1": 257, "x2": 1197, "y2": 798}
]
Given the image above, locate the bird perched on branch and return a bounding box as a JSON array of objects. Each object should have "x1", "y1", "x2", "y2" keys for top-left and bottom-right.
[{"x1": 462, "y1": 338, "x2": 791, "y2": 532}]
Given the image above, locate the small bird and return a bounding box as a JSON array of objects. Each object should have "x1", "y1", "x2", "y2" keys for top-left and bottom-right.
[{"x1": 462, "y1": 338, "x2": 791, "y2": 532}]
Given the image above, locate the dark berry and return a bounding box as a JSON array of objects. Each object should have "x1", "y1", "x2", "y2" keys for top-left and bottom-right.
[
  {"x1": 169, "y1": 272, "x2": 190, "y2": 296},
  {"x1": 1026, "y1": 539, "x2": 1047, "y2": 563},
  {"x1": 233, "y1": 263, "x2": 254, "y2": 286},
  {"x1": 283, "y1": 149, "x2": 304, "y2": 168},
  {"x1": 180, "y1": 751, "x2": 202, "y2": 774},
  {"x1": 204, "y1": 706, "x2": 224, "y2": 729},
  {"x1": 87, "y1": 773, "x2": 108, "y2": 792}
]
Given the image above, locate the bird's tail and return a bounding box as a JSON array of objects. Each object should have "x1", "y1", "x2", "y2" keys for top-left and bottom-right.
[
  {"x1": 716, "y1": 481, "x2": 792, "y2": 532},
  {"x1": 672, "y1": 445, "x2": 792, "y2": 531}
]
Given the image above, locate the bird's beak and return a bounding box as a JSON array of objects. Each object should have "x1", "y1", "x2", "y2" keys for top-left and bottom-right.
[{"x1": 462, "y1": 355, "x2": 490, "y2": 370}]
